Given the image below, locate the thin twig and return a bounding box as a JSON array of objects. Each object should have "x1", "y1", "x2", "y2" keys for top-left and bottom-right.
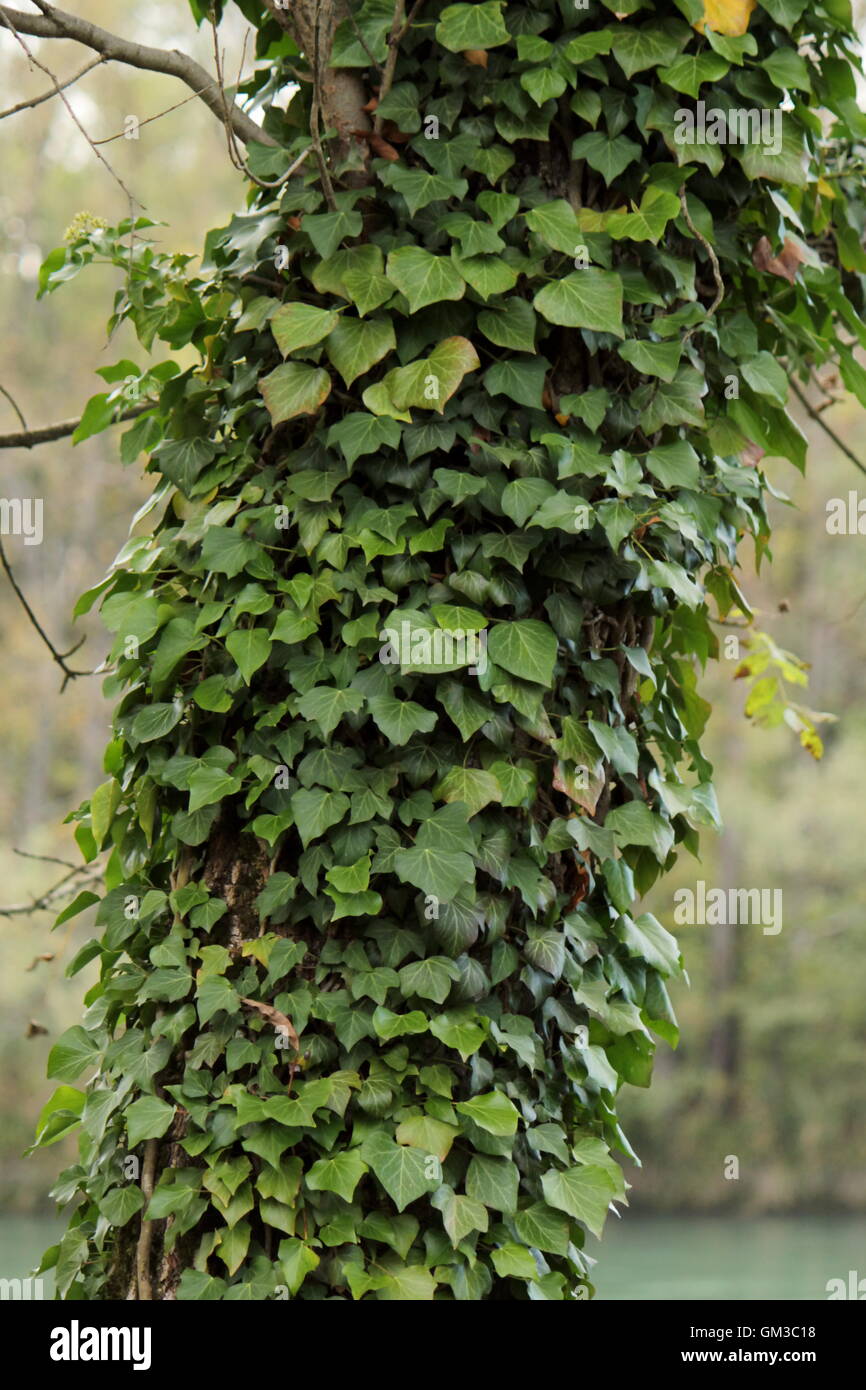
[
  {"x1": 136, "y1": 1139, "x2": 158, "y2": 1300},
  {"x1": 13, "y1": 847, "x2": 79, "y2": 870},
  {"x1": 790, "y1": 377, "x2": 866, "y2": 478},
  {"x1": 0, "y1": 863, "x2": 101, "y2": 918},
  {"x1": 344, "y1": 0, "x2": 384, "y2": 74},
  {"x1": 0, "y1": 537, "x2": 93, "y2": 690},
  {"x1": 679, "y1": 186, "x2": 724, "y2": 342},
  {"x1": 0, "y1": 54, "x2": 104, "y2": 120},
  {"x1": 93, "y1": 87, "x2": 204, "y2": 144},
  {"x1": 0, "y1": 381, "x2": 26, "y2": 429},
  {"x1": 0, "y1": 5, "x2": 140, "y2": 210}
]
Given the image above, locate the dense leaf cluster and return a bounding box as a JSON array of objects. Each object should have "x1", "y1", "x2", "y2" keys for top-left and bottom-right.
[{"x1": 36, "y1": 0, "x2": 865, "y2": 1299}]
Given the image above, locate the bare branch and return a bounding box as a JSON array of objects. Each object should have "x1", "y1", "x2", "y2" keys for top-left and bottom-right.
[
  {"x1": 790, "y1": 377, "x2": 866, "y2": 479},
  {"x1": 0, "y1": 2, "x2": 275, "y2": 146},
  {"x1": 0, "y1": 402, "x2": 150, "y2": 449},
  {"x1": 0, "y1": 862, "x2": 102, "y2": 918},
  {"x1": 0, "y1": 6, "x2": 139, "y2": 208},
  {"x1": 679, "y1": 186, "x2": 724, "y2": 341},
  {"x1": 0, "y1": 53, "x2": 104, "y2": 120}
]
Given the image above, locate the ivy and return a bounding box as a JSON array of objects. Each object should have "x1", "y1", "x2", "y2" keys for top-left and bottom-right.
[{"x1": 34, "y1": 0, "x2": 862, "y2": 1301}]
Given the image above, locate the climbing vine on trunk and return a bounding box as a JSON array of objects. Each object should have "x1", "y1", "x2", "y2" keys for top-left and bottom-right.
[{"x1": 33, "y1": 0, "x2": 864, "y2": 1300}]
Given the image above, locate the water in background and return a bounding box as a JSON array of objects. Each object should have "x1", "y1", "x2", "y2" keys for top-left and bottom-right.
[
  {"x1": 593, "y1": 1215, "x2": 866, "y2": 1300},
  {"x1": 1, "y1": 1214, "x2": 864, "y2": 1300}
]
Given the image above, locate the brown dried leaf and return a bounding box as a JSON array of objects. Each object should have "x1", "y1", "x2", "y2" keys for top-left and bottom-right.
[
  {"x1": 369, "y1": 133, "x2": 400, "y2": 162},
  {"x1": 240, "y1": 997, "x2": 300, "y2": 1051},
  {"x1": 26, "y1": 1020, "x2": 48, "y2": 1038},
  {"x1": 463, "y1": 49, "x2": 488, "y2": 67},
  {"x1": 752, "y1": 235, "x2": 805, "y2": 285}
]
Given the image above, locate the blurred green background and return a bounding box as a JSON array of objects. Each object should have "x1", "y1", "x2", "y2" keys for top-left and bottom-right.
[{"x1": 1, "y1": 0, "x2": 864, "y2": 1301}]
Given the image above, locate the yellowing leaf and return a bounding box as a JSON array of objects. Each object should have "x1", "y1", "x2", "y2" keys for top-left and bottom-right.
[{"x1": 695, "y1": 0, "x2": 756, "y2": 38}]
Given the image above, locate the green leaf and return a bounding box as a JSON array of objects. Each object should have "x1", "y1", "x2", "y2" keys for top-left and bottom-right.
[
  {"x1": 296, "y1": 685, "x2": 364, "y2": 738},
  {"x1": 305, "y1": 1150, "x2": 369, "y2": 1203},
  {"x1": 386, "y1": 247, "x2": 465, "y2": 313},
  {"x1": 525, "y1": 199, "x2": 584, "y2": 255},
  {"x1": 47, "y1": 1026, "x2": 101, "y2": 1083},
  {"x1": 435, "y1": 1, "x2": 510, "y2": 52},
  {"x1": 570, "y1": 132, "x2": 642, "y2": 182},
  {"x1": 455, "y1": 1090, "x2": 520, "y2": 1136},
  {"x1": 646, "y1": 439, "x2": 701, "y2": 489},
  {"x1": 514, "y1": 1202, "x2": 571, "y2": 1255},
  {"x1": 367, "y1": 695, "x2": 437, "y2": 744},
  {"x1": 433, "y1": 766, "x2": 502, "y2": 817},
  {"x1": 325, "y1": 316, "x2": 395, "y2": 387},
  {"x1": 658, "y1": 52, "x2": 730, "y2": 98},
  {"x1": 477, "y1": 298, "x2": 537, "y2": 352},
  {"x1": 260, "y1": 361, "x2": 331, "y2": 422},
  {"x1": 361, "y1": 1131, "x2": 436, "y2": 1211},
  {"x1": 382, "y1": 336, "x2": 479, "y2": 413},
  {"x1": 395, "y1": 1113, "x2": 459, "y2": 1159},
  {"x1": 100, "y1": 1185, "x2": 145, "y2": 1226},
  {"x1": 271, "y1": 301, "x2": 340, "y2": 356},
  {"x1": 606, "y1": 801, "x2": 675, "y2": 861},
  {"x1": 618, "y1": 338, "x2": 682, "y2": 383},
  {"x1": 540, "y1": 1163, "x2": 617, "y2": 1238},
  {"x1": 533, "y1": 270, "x2": 624, "y2": 336},
  {"x1": 226, "y1": 628, "x2": 271, "y2": 684},
  {"x1": 327, "y1": 411, "x2": 401, "y2": 465},
  {"x1": 483, "y1": 354, "x2": 549, "y2": 409},
  {"x1": 616, "y1": 911, "x2": 682, "y2": 975},
  {"x1": 290, "y1": 788, "x2": 350, "y2": 847},
  {"x1": 432, "y1": 1186, "x2": 489, "y2": 1246},
  {"x1": 466, "y1": 1154, "x2": 520, "y2": 1212},
  {"x1": 398, "y1": 955, "x2": 461, "y2": 1005},
  {"x1": 125, "y1": 1095, "x2": 175, "y2": 1147},
  {"x1": 487, "y1": 620, "x2": 558, "y2": 687}
]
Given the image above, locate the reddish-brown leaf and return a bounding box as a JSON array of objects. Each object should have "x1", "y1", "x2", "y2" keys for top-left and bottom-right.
[
  {"x1": 752, "y1": 235, "x2": 805, "y2": 284},
  {"x1": 240, "y1": 997, "x2": 300, "y2": 1052}
]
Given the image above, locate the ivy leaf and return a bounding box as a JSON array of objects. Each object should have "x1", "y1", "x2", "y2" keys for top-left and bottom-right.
[
  {"x1": 271, "y1": 302, "x2": 340, "y2": 356},
  {"x1": 487, "y1": 620, "x2": 558, "y2": 687},
  {"x1": 305, "y1": 1150, "x2": 369, "y2": 1203},
  {"x1": 433, "y1": 766, "x2": 503, "y2": 817},
  {"x1": 226, "y1": 628, "x2": 271, "y2": 684},
  {"x1": 534, "y1": 270, "x2": 624, "y2": 336},
  {"x1": 361, "y1": 1131, "x2": 435, "y2": 1211},
  {"x1": 47, "y1": 1026, "x2": 101, "y2": 1083},
  {"x1": 477, "y1": 297, "x2": 537, "y2": 352},
  {"x1": 379, "y1": 165, "x2": 468, "y2": 215},
  {"x1": 100, "y1": 1186, "x2": 145, "y2": 1226},
  {"x1": 383, "y1": 336, "x2": 479, "y2": 413},
  {"x1": 130, "y1": 701, "x2": 182, "y2": 743},
  {"x1": 484, "y1": 354, "x2": 549, "y2": 408},
  {"x1": 296, "y1": 685, "x2": 364, "y2": 738},
  {"x1": 125, "y1": 1095, "x2": 175, "y2": 1147},
  {"x1": 618, "y1": 338, "x2": 682, "y2": 383},
  {"x1": 301, "y1": 208, "x2": 363, "y2": 260},
  {"x1": 606, "y1": 801, "x2": 675, "y2": 861},
  {"x1": 260, "y1": 361, "x2": 332, "y2": 423},
  {"x1": 435, "y1": 1, "x2": 510, "y2": 52},
  {"x1": 290, "y1": 789, "x2": 350, "y2": 847},
  {"x1": 525, "y1": 199, "x2": 584, "y2": 255},
  {"x1": 398, "y1": 956, "x2": 461, "y2": 1005},
  {"x1": 386, "y1": 247, "x2": 465, "y2": 313},
  {"x1": 327, "y1": 411, "x2": 401, "y2": 465},
  {"x1": 570, "y1": 132, "x2": 642, "y2": 182},
  {"x1": 455, "y1": 1090, "x2": 520, "y2": 1136},
  {"x1": 367, "y1": 695, "x2": 438, "y2": 744},
  {"x1": 432, "y1": 1186, "x2": 489, "y2": 1246},
  {"x1": 658, "y1": 52, "x2": 730, "y2": 98},
  {"x1": 540, "y1": 1163, "x2": 617, "y2": 1237},
  {"x1": 325, "y1": 316, "x2": 396, "y2": 387}
]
